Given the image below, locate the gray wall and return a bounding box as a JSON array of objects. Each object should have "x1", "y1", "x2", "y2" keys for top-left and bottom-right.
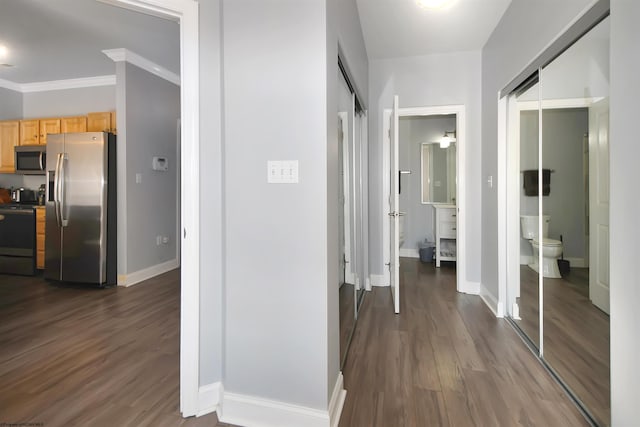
[
  {"x1": 118, "y1": 62, "x2": 180, "y2": 274},
  {"x1": 196, "y1": 0, "x2": 224, "y2": 387},
  {"x1": 398, "y1": 115, "x2": 456, "y2": 251},
  {"x1": 368, "y1": 50, "x2": 482, "y2": 284},
  {"x1": 22, "y1": 86, "x2": 115, "y2": 118},
  {"x1": 519, "y1": 109, "x2": 588, "y2": 261},
  {"x1": 480, "y1": 0, "x2": 593, "y2": 300},
  {"x1": 0, "y1": 87, "x2": 22, "y2": 120},
  {"x1": 223, "y1": 0, "x2": 330, "y2": 409},
  {"x1": 610, "y1": 0, "x2": 640, "y2": 423}
]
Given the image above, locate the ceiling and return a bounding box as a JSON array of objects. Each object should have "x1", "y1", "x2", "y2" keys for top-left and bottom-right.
[
  {"x1": 0, "y1": 0, "x2": 512, "y2": 85},
  {"x1": 356, "y1": 0, "x2": 512, "y2": 59},
  {"x1": 0, "y1": 0, "x2": 179, "y2": 84}
]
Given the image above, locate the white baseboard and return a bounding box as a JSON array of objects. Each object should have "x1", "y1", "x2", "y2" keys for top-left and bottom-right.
[
  {"x1": 399, "y1": 248, "x2": 419, "y2": 258},
  {"x1": 345, "y1": 270, "x2": 355, "y2": 285},
  {"x1": 370, "y1": 274, "x2": 388, "y2": 287},
  {"x1": 480, "y1": 284, "x2": 504, "y2": 318},
  {"x1": 197, "y1": 382, "x2": 222, "y2": 417},
  {"x1": 565, "y1": 257, "x2": 587, "y2": 268},
  {"x1": 117, "y1": 258, "x2": 179, "y2": 287},
  {"x1": 365, "y1": 277, "x2": 371, "y2": 291},
  {"x1": 328, "y1": 372, "x2": 347, "y2": 427},
  {"x1": 219, "y1": 374, "x2": 346, "y2": 427},
  {"x1": 521, "y1": 255, "x2": 587, "y2": 268},
  {"x1": 458, "y1": 280, "x2": 480, "y2": 295}
]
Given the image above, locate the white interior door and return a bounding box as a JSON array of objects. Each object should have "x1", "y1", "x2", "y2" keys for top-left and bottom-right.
[
  {"x1": 389, "y1": 96, "x2": 400, "y2": 314},
  {"x1": 589, "y1": 99, "x2": 610, "y2": 314}
]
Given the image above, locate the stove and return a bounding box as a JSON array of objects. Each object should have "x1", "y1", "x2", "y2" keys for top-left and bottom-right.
[{"x1": 0, "y1": 202, "x2": 37, "y2": 275}]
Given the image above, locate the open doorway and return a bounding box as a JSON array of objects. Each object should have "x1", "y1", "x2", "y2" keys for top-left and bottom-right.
[{"x1": 382, "y1": 103, "x2": 468, "y2": 313}]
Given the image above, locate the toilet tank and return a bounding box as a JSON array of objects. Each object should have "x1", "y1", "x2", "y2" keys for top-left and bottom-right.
[{"x1": 520, "y1": 215, "x2": 550, "y2": 239}]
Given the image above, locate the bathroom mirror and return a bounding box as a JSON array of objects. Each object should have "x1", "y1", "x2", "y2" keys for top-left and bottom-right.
[{"x1": 421, "y1": 142, "x2": 456, "y2": 205}]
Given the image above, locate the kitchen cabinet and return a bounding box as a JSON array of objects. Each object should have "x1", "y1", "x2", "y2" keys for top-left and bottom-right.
[
  {"x1": 39, "y1": 118, "x2": 61, "y2": 145},
  {"x1": 61, "y1": 116, "x2": 87, "y2": 133},
  {"x1": 111, "y1": 111, "x2": 117, "y2": 134},
  {"x1": 434, "y1": 204, "x2": 457, "y2": 267},
  {"x1": 36, "y1": 207, "x2": 45, "y2": 269},
  {"x1": 0, "y1": 120, "x2": 20, "y2": 173},
  {"x1": 19, "y1": 118, "x2": 61, "y2": 146},
  {"x1": 19, "y1": 120, "x2": 40, "y2": 145},
  {"x1": 87, "y1": 112, "x2": 116, "y2": 133}
]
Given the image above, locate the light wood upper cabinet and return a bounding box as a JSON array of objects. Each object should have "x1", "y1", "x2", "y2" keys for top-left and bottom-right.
[
  {"x1": 39, "y1": 118, "x2": 61, "y2": 145},
  {"x1": 61, "y1": 116, "x2": 87, "y2": 133},
  {"x1": 19, "y1": 120, "x2": 40, "y2": 146},
  {"x1": 87, "y1": 112, "x2": 112, "y2": 133},
  {"x1": 111, "y1": 111, "x2": 117, "y2": 134},
  {"x1": 0, "y1": 121, "x2": 20, "y2": 173}
]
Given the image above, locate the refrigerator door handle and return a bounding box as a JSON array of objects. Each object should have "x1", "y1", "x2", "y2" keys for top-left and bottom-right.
[
  {"x1": 54, "y1": 153, "x2": 66, "y2": 227},
  {"x1": 59, "y1": 153, "x2": 68, "y2": 227}
]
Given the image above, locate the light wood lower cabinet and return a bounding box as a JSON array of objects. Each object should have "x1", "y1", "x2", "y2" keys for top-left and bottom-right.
[{"x1": 36, "y1": 207, "x2": 46, "y2": 269}]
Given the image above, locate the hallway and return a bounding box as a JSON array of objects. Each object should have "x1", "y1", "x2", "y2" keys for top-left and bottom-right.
[{"x1": 339, "y1": 259, "x2": 589, "y2": 426}]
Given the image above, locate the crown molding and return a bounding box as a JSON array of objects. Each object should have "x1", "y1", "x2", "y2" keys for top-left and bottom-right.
[
  {"x1": 103, "y1": 48, "x2": 180, "y2": 86},
  {"x1": 0, "y1": 75, "x2": 116, "y2": 93},
  {"x1": 0, "y1": 78, "x2": 22, "y2": 92}
]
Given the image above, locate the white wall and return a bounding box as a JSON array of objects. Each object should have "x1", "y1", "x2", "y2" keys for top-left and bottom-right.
[
  {"x1": 222, "y1": 0, "x2": 330, "y2": 409},
  {"x1": 22, "y1": 86, "x2": 115, "y2": 118},
  {"x1": 609, "y1": 0, "x2": 640, "y2": 423},
  {"x1": 0, "y1": 87, "x2": 22, "y2": 120},
  {"x1": 480, "y1": 0, "x2": 593, "y2": 300},
  {"x1": 119, "y1": 63, "x2": 180, "y2": 274},
  {"x1": 368, "y1": 51, "x2": 482, "y2": 285}
]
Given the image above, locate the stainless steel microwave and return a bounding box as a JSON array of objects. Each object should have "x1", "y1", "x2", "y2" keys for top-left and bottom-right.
[{"x1": 15, "y1": 145, "x2": 46, "y2": 175}]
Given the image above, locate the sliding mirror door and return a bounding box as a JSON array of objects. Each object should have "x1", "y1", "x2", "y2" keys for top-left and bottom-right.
[
  {"x1": 541, "y1": 17, "x2": 610, "y2": 426},
  {"x1": 507, "y1": 75, "x2": 542, "y2": 350}
]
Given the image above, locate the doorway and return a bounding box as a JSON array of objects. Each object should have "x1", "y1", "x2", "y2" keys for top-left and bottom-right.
[{"x1": 382, "y1": 103, "x2": 468, "y2": 314}]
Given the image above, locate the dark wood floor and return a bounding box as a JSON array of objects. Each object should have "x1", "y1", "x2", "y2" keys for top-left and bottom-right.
[
  {"x1": 339, "y1": 258, "x2": 589, "y2": 427},
  {"x1": 340, "y1": 282, "x2": 355, "y2": 367},
  {"x1": 0, "y1": 270, "x2": 230, "y2": 427},
  {"x1": 517, "y1": 266, "x2": 610, "y2": 426}
]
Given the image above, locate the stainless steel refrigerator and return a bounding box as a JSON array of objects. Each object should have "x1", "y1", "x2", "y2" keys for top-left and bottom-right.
[{"x1": 45, "y1": 132, "x2": 116, "y2": 286}]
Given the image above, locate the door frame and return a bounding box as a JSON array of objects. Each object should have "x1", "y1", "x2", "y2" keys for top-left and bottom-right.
[
  {"x1": 382, "y1": 104, "x2": 468, "y2": 294},
  {"x1": 106, "y1": 0, "x2": 200, "y2": 417}
]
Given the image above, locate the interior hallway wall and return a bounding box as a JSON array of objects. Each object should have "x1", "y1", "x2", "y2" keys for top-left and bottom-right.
[
  {"x1": 22, "y1": 86, "x2": 116, "y2": 118},
  {"x1": 0, "y1": 87, "x2": 22, "y2": 119},
  {"x1": 368, "y1": 50, "x2": 482, "y2": 286}
]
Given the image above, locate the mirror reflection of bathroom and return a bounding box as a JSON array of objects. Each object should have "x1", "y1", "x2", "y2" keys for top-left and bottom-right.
[
  {"x1": 398, "y1": 114, "x2": 457, "y2": 278},
  {"x1": 508, "y1": 16, "x2": 610, "y2": 426},
  {"x1": 541, "y1": 16, "x2": 610, "y2": 426}
]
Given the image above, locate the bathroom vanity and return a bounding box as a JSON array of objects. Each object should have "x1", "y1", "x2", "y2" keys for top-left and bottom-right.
[{"x1": 433, "y1": 204, "x2": 457, "y2": 267}]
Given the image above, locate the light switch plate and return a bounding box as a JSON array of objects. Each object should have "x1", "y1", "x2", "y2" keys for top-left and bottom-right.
[{"x1": 268, "y1": 160, "x2": 299, "y2": 184}]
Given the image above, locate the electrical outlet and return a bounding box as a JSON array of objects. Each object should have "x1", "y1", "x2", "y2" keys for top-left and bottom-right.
[
  {"x1": 156, "y1": 235, "x2": 162, "y2": 246},
  {"x1": 162, "y1": 236, "x2": 169, "y2": 244}
]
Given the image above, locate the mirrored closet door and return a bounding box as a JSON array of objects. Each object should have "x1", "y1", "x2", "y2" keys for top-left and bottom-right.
[{"x1": 506, "y1": 15, "x2": 610, "y2": 427}]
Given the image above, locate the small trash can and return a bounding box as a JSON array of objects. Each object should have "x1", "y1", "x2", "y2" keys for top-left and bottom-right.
[{"x1": 419, "y1": 242, "x2": 435, "y2": 263}]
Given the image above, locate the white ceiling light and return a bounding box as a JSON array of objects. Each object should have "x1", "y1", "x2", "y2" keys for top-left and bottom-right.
[
  {"x1": 0, "y1": 45, "x2": 8, "y2": 59},
  {"x1": 440, "y1": 131, "x2": 456, "y2": 148},
  {"x1": 416, "y1": 0, "x2": 454, "y2": 9}
]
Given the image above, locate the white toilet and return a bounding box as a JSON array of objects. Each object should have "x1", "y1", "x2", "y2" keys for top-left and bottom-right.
[{"x1": 520, "y1": 215, "x2": 564, "y2": 278}]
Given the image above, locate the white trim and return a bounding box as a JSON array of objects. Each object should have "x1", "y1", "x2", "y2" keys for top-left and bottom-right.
[
  {"x1": 497, "y1": 96, "x2": 508, "y2": 320},
  {"x1": 381, "y1": 109, "x2": 391, "y2": 288},
  {"x1": 399, "y1": 248, "x2": 419, "y2": 258},
  {"x1": 328, "y1": 373, "x2": 347, "y2": 427},
  {"x1": 382, "y1": 104, "x2": 467, "y2": 295},
  {"x1": 197, "y1": 382, "x2": 223, "y2": 417},
  {"x1": 110, "y1": 0, "x2": 201, "y2": 417},
  {"x1": 365, "y1": 277, "x2": 371, "y2": 292},
  {"x1": 458, "y1": 280, "x2": 480, "y2": 295},
  {"x1": 117, "y1": 259, "x2": 179, "y2": 287},
  {"x1": 0, "y1": 75, "x2": 116, "y2": 93},
  {"x1": 103, "y1": 48, "x2": 180, "y2": 86},
  {"x1": 0, "y1": 78, "x2": 24, "y2": 92},
  {"x1": 480, "y1": 284, "x2": 504, "y2": 318},
  {"x1": 517, "y1": 96, "x2": 604, "y2": 111},
  {"x1": 370, "y1": 274, "x2": 388, "y2": 287}
]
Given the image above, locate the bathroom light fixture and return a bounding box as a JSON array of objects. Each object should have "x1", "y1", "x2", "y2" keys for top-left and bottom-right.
[
  {"x1": 0, "y1": 45, "x2": 8, "y2": 59},
  {"x1": 416, "y1": 0, "x2": 454, "y2": 9},
  {"x1": 440, "y1": 131, "x2": 456, "y2": 148}
]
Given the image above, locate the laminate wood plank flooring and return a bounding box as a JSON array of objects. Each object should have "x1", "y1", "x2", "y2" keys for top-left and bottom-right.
[
  {"x1": 339, "y1": 259, "x2": 589, "y2": 427},
  {"x1": 517, "y1": 266, "x2": 610, "y2": 426},
  {"x1": 0, "y1": 270, "x2": 231, "y2": 427},
  {"x1": 340, "y1": 282, "x2": 356, "y2": 366}
]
